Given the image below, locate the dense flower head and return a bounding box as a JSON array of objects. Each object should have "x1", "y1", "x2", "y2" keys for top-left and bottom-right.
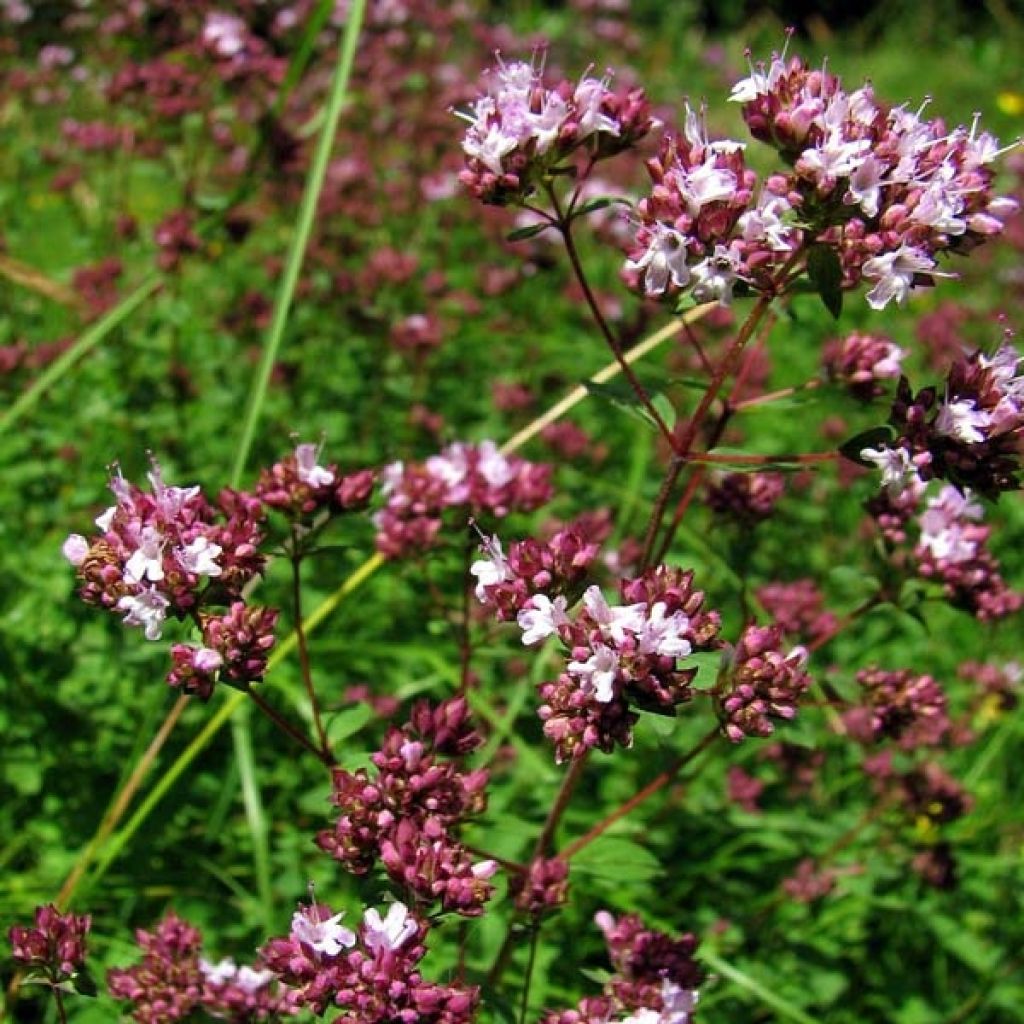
[
  {"x1": 510, "y1": 856, "x2": 571, "y2": 915},
  {"x1": 704, "y1": 471, "x2": 785, "y2": 524},
  {"x1": 108, "y1": 911, "x2": 292, "y2": 1023},
  {"x1": 631, "y1": 42, "x2": 1018, "y2": 310},
  {"x1": 471, "y1": 522, "x2": 602, "y2": 619},
  {"x1": 374, "y1": 440, "x2": 553, "y2": 558},
  {"x1": 959, "y1": 659, "x2": 1021, "y2": 710},
  {"x1": 260, "y1": 899, "x2": 477, "y2": 1023},
  {"x1": 717, "y1": 623, "x2": 810, "y2": 741},
  {"x1": 782, "y1": 859, "x2": 837, "y2": 903},
  {"x1": 64, "y1": 460, "x2": 265, "y2": 640},
  {"x1": 459, "y1": 55, "x2": 652, "y2": 205},
  {"x1": 867, "y1": 341, "x2": 1024, "y2": 498},
  {"x1": 544, "y1": 913, "x2": 702, "y2": 1024},
  {"x1": 897, "y1": 762, "x2": 973, "y2": 825},
  {"x1": 846, "y1": 667, "x2": 950, "y2": 749},
  {"x1": 913, "y1": 484, "x2": 1022, "y2": 620},
  {"x1": 256, "y1": 442, "x2": 375, "y2": 519},
  {"x1": 755, "y1": 578, "x2": 837, "y2": 646},
  {"x1": 731, "y1": 45, "x2": 1018, "y2": 309},
  {"x1": 625, "y1": 102, "x2": 782, "y2": 306},
  {"x1": 823, "y1": 331, "x2": 906, "y2": 400},
  {"x1": 316, "y1": 697, "x2": 494, "y2": 915},
  {"x1": 533, "y1": 566, "x2": 722, "y2": 761},
  {"x1": 64, "y1": 459, "x2": 276, "y2": 696},
  {"x1": 8, "y1": 904, "x2": 90, "y2": 982}
]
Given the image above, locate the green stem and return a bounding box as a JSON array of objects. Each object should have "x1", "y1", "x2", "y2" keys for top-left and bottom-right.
[
  {"x1": 0, "y1": 275, "x2": 160, "y2": 434},
  {"x1": 229, "y1": 0, "x2": 367, "y2": 487}
]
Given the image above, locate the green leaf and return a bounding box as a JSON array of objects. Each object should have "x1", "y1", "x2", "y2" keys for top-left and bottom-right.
[
  {"x1": 583, "y1": 378, "x2": 668, "y2": 432},
  {"x1": 327, "y1": 702, "x2": 374, "y2": 746},
  {"x1": 572, "y1": 837, "x2": 664, "y2": 882},
  {"x1": 838, "y1": 425, "x2": 895, "y2": 465},
  {"x1": 573, "y1": 195, "x2": 631, "y2": 217},
  {"x1": 72, "y1": 966, "x2": 99, "y2": 998},
  {"x1": 506, "y1": 222, "x2": 552, "y2": 242},
  {"x1": 700, "y1": 948, "x2": 818, "y2": 1024},
  {"x1": 806, "y1": 243, "x2": 844, "y2": 319}
]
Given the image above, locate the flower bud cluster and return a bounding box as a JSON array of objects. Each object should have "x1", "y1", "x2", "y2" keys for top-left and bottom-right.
[
  {"x1": 8, "y1": 904, "x2": 90, "y2": 983},
  {"x1": 260, "y1": 900, "x2": 476, "y2": 1023},
  {"x1": 523, "y1": 566, "x2": 721, "y2": 762},
  {"x1": 316, "y1": 697, "x2": 495, "y2": 916},
  {"x1": 108, "y1": 912, "x2": 290, "y2": 1023},
  {"x1": 823, "y1": 331, "x2": 905, "y2": 400},
  {"x1": 755, "y1": 578, "x2": 837, "y2": 646},
  {"x1": 63, "y1": 460, "x2": 275, "y2": 697},
  {"x1": 866, "y1": 342, "x2": 1024, "y2": 499},
  {"x1": 896, "y1": 761, "x2": 973, "y2": 825},
  {"x1": 374, "y1": 440, "x2": 552, "y2": 558},
  {"x1": 510, "y1": 856, "x2": 571, "y2": 915},
  {"x1": 256, "y1": 442, "x2": 375, "y2": 519},
  {"x1": 705, "y1": 471, "x2": 785, "y2": 525},
  {"x1": 459, "y1": 56, "x2": 652, "y2": 205},
  {"x1": 716, "y1": 623, "x2": 810, "y2": 742},
  {"x1": 732, "y1": 47, "x2": 1017, "y2": 309},
  {"x1": 470, "y1": 524, "x2": 601, "y2": 619},
  {"x1": 543, "y1": 912, "x2": 702, "y2": 1024},
  {"x1": 845, "y1": 667, "x2": 950, "y2": 749}
]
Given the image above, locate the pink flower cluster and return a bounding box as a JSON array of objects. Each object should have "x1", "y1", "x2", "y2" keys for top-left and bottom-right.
[
  {"x1": 543, "y1": 912, "x2": 702, "y2": 1024},
  {"x1": 108, "y1": 912, "x2": 291, "y2": 1023},
  {"x1": 510, "y1": 856, "x2": 571, "y2": 915},
  {"x1": 733, "y1": 46, "x2": 1017, "y2": 309},
  {"x1": 868, "y1": 341, "x2": 1024, "y2": 499},
  {"x1": 518, "y1": 566, "x2": 721, "y2": 762},
  {"x1": 845, "y1": 667, "x2": 950, "y2": 749},
  {"x1": 716, "y1": 624, "x2": 810, "y2": 742},
  {"x1": 316, "y1": 698, "x2": 496, "y2": 916},
  {"x1": 628, "y1": 43, "x2": 1017, "y2": 309},
  {"x1": 704, "y1": 471, "x2": 785, "y2": 524},
  {"x1": 260, "y1": 900, "x2": 476, "y2": 1023},
  {"x1": 459, "y1": 56, "x2": 652, "y2": 205},
  {"x1": 470, "y1": 523, "x2": 602, "y2": 620},
  {"x1": 9, "y1": 903, "x2": 90, "y2": 983},
  {"x1": 755, "y1": 578, "x2": 837, "y2": 647},
  {"x1": 256, "y1": 442, "x2": 375, "y2": 520},
  {"x1": 626, "y1": 103, "x2": 780, "y2": 306},
  {"x1": 63, "y1": 461, "x2": 274, "y2": 698},
  {"x1": 374, "y1": 440, "x2": 553, "y2": 558},
  {"x1": 913, "y1": 484, "x2": 1023, "y2": 620},
  {"x1": 823, "y1": 331, "x2": 905, "y2": 400}
]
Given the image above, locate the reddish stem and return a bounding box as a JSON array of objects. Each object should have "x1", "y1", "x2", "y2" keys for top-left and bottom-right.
[
  {"x1": 246, "y1": 686, "x2": 335, "y2": 767},
  {"x1": 291, "y1": 535, "x2": 330, "y2": 759},
  {"x1": 560, "y1": 727, "x2": 720, "y2": 860}
]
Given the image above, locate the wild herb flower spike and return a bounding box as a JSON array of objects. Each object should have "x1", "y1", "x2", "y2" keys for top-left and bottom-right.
[{"x1": 628, "y1": 46, "x2": 1018, "y2": 309}]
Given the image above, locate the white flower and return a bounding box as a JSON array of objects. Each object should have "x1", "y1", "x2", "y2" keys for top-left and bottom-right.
[
  {"x1": 738, "y1": 195, "x2": 796, "y2": 251},
  {"x1": 176, "y1": 535, "x2": 223, "y2": 577},
  {"x1": 363, "y1": 902, "x2": 417, "y2": 954},
  {"x1": 637, "y1": 602, "x2": 692, "y2": 658},
  {"x1": 470, "y1": 535, "x2": 511, "y2": 601},
  {"x1": 518, "y1": 594, "x2": 569, "y2": 645},
  {"x1": 846, "y1": 154, "x2": 886, "y2": 217},
  {"x1": 575, "y1": 76, "x2": 620, "y2": 137},
  {"x1": 476, "y1": 440, "x2": 516, "y2": 488},
  {"x1": 124, "y1": 526, "x2": 166, "y2": 585},
  {"x1": 862, "y1": 244, "x2": 939, "y2": 310},
  {"x1": 291, "y1": 907, "x2": 355, "y2": 957},
  {"x1": 690, "y1": 244, "x2": 743, "y2": 305},
  {"x1": 568, "y1": 643, "x2": 620, "y2": 703},
  {"x1": 202, "y1": 12, "x2": 247, "y2": 57},
  {"x1": 295, "y1": 443, "x2": 335, "y2": 488},
  {"x1": 582, "y1": 585, "x2": 646, "y2": 644},
  {"x1": 934, "y1": 399, "x2": 991, "y2": 444},
  {"x1": 116, "y1": 587, "x2": 170, "y2": 641},
  {"x1": 626, "y1": 224, "x2": 691, "y2": 296},
  {"x1": 62, "y1": 534, "x2": 89, "y2": 566},
  {"x1": 200, "y1": 957, "x2": 239, "y2": 986},
  {"x1": 671, "y1": 156, "x2": 737, "y2": 216},
  {"x1": 860, "y1": 445, "x2": 923, "y2": 498},
  {"x1": 95, "y1": 505, "x2": 116, "y2": 532}
]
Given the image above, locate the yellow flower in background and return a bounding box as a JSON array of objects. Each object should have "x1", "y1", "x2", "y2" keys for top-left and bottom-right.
[{"x1": 997, "y1": 91, "x2": 1024, "y2": 116}]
